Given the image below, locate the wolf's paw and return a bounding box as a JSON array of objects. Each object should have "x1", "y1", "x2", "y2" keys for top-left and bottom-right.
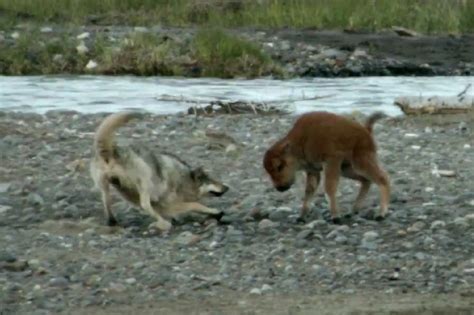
[{"x1": 209, "y1": 210, "x2": 225, "y2": 221}]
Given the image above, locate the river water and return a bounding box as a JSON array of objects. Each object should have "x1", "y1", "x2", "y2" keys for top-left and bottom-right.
[{"x1": 0, "y1": 75, "x2": 472, "y2": 116}]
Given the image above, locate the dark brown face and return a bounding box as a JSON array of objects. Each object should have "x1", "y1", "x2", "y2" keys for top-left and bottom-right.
[{"x1": 263, "y1": 142, "x2": 297, "y2": 192}]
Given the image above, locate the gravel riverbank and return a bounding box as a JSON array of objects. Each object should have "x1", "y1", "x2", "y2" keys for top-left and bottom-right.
[{"x1": 0, "y1": 110, "x2": 473, "y2": 314}]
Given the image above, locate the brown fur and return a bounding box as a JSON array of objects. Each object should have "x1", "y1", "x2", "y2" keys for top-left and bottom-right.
[{"x1": 263, "y1": 111, "x2": 390, "y2": 223}]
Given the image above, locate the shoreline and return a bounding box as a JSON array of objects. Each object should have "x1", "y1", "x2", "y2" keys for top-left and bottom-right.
[{"x1": 1, "y1": 25, "x2": 473, "y2": 78}]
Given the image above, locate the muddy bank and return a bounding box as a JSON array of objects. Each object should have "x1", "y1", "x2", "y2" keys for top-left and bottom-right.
[
  {"x1": 1, "y1": 24, "x2": 473, "y2": 77},
  {"x1": 0, "y1": 110, "x2": 473, "y2": 314}
]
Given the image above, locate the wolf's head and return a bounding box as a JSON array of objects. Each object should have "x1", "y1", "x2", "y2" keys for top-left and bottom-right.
[{"x1": 191, "y1": 167, "x2": 229, "y2": 197}]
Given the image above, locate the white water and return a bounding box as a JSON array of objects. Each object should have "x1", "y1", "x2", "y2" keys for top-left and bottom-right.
[{"x1": 1, "y1": 75, "x2": 473, "y2": 116}]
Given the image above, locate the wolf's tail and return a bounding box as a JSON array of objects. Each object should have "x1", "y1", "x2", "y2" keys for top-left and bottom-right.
[
  {"x1": 94, "y1": 112, "x2": 141, "y2": 162},
  {"x1": 365, "y1": 111, "x2": 387, "y2": 133}
]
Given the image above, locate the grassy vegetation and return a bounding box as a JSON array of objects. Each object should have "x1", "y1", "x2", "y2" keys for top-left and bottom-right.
[
  {"x1": 0, "y1": 0, "x2": 473, "y2": 34},
  {"x1": 192, "y1": 28, "x2": 275, "y2": 78},
  {"x1": 0, "y1": 28, "x2": 278, "y2": 77}
]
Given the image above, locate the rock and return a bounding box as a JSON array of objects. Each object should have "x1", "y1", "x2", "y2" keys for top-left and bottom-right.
[
  {"x1": 175, "y1": 231, "x2": 197, "y2": 246},
  {"x1": 11, "y1": 31, "x2": 20, "y2": 39},
  {"x1": 407, "y1": 222, "x2": 426, "y2": 233},
  {"x1": 109, "y1": 282, "x2": 127, "y2": 293},
  {"x1": 85, "y1": 60, "x2": 98, "y2": 70},
  {"x1": 134, "y1": 27, "x2": 148, "y2": 33},
  {"x1": 49, "y1": 277, "x2": 69, "y2": 288},
  {"x1": 0, "y1": 182, "x2": 11, "y2": 193},
  {"x1": 250, "y1": 288, "x2": 262, "y2": 295},
  {"x1": 304, "y1": 220, "x2": 327, "y2": 229},
  {"x1": 77, "y1": 32, "x2": 90, "y2": 40},
  {"x1": 40, "y1": 27, "x2": 53, "y2": 33},
  {"x1": 335, "y1": 235, "x2": 348, "y2": 244},
  {"x1": 125, "y1": 278, "x2": 137, "y2": 285},
  {"x1": 53, "y1": 54, "x2": 64, "y2": 62},
  {"x1": 392, "y1": 26, "x2": 419, "y2": 37},
  {"x1": 1, "y1": 260, "x2": 28, "y2": 272},
  {"x1": 0, "y1": 205, "x2": 12, "y2": 214},
  {"x1": 296, "y1": 230, "x2": 314, "y2": 240},
  {"x1": 362, "y1": 231, "x2": 379, "y2": 242},
  {"x1": 430, "y1": 220, "x2": 446, "y2": 230},
  {"x1": 0, "y1": 251, "x2": 16, "y2": 263},
  {"x1": 261, "y1": 284, "x2": 272, "y2": 293},
  {"x1": 76, "y1": 42, "x2": 89, "y2": 55},
  {"x1": 258, "y1": 219, "x2": 279, "y2": 230},
  {"x1": 27, "y1": 193, "x2": 44, "y2": 206}
]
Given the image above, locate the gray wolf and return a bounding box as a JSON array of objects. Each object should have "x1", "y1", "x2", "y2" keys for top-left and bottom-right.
[
  {"x1": 90, "y1": 112, "x2": 228, "y2": 231},
  {"x1": 263, "y1": 111, "x2": 390, "y2": 224}
]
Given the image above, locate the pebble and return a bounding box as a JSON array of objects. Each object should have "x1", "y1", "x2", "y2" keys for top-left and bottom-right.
[
  {"x1": 175, "y1": 231, "x2": 196, "y2": 246},
  {"x1": 0, "y1": 251, "x2": 16, "y2": 263},
  {"x1": 296, "y1": 230, "x2": 314, "y2": 240},
  {"x1": 40, "y1": 27, "x2": 53, "y2": 33},
  {"x1": 407, "y1": 222, "x2": 426, "y2": 233},
  {"x1": 27, "y1": 193, "x2": 44, "y2": 206},
  {"x1": 0, "y1": 182, "x2": 11, "y2": 193},
  {"x1": 250, "y1": 288, "x2": 262, "y2": 295},
  {"x1": 125, "y1": 278, "x2": 137, "y2": 285},
  {"x1": 362, "y1": 231, "x2": 379, "y2": 242},
  {"x1": 430, "y1": 220, "x2": 446, "y2": 230},
  {"x1": 258, "y1": 219, "x2": 279, "y2": 230},
  {"x1": 85, "y1": 60, "x2": 98, "y2": 70},
  {"x1": 76, "y1": 42, "x2": 89, "y2": 54},
  {"x1": 77, "y1": 32, "x2": 90, "y2": 40}
]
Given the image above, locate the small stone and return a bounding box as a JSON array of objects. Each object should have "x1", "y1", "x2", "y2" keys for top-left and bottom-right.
[
  {"x1": 297, "y1": 230, "x2": 314, "y2": 240},
  {"x1": 453, "y1": 217, "x2": 469, "y2": 227},
  {"x1": 0, "y1": 251, "x2": 16, "y2": 263},
  {"x1": 430, "y1": 220, "x2": 446, "y2": 230},
  {"x1": 404, "y1": 133, "x2": 419, "y2": 138},
  {"x1": 261, "y1": 284, "x2": 272, "y2": 293},
  {"x1": 85, "y1": 60, "x2": 98, "y2": 70},
  {"x1": 125, "y1": 278, "x2": 136, "y2": 285},
  {"x1": 0, "y1": 205, "x2": 11, "y2": 214},
  {"x1": 11, "y1": 31, "x2": 20, "y2": 39},
  {"x1": 76, "y1": 42, "x2": 89, "y2": 54},
  {"x1": 392, "y1": 26, "x2": 418, "y2": 37},
  {"x1": 53, "y1": 54, "x2": 64, "y2": 62},
  {"x1": 258, "y1": 219, "x2": 279, "y2": 230},
  {"x1": 464, "y1": 144, "x2": 471, "y2": 149},
  {"x1": 407, "y1": 222, "x2": 425, "y2": 233},
  {"x1": 132, "y1": 261, "x2": 145, "y2": 269},
  {"x1": 109, "y1": 282, "x2": 127, "y2": 293},
  {"x1": 40, "y1": 27, "x2": 53, "y2": 33},
  {"x1": 49, "y1": 277, "x2": 69, "y2": 288},
  {"x1": 77, "y1": 32, "x2": 90, "y2": 40},
  {"x1": 362, "y1": 231, "x2": 379, "y2": 241},
  {"x1": 304, "y1": 220, "x2": 327, "y2": 229},
  {"x1": 175, "y1": 231, "x2": 196, "y2": 246},
  {"x1": 438, "y1": 170, "x2": 456, "y2": 177},
  {"x1": 134, "y1": 27, "x2": 148, "y2": 33},
  {"x1": 27, "y1": 193, "x2": 44, "y2": 206},
  {"x1": 411, "y1": 145, "x2": 421, "y2": 150},
  {"x1": 250, "y1": 288, "x2": 262, "y2": 295},
  {"x1": 335, "y1": 235, "x2": 348, "y2": 244},
  {"x1": 28, "y1": 259, "x2": 41, "y2": 268},
  {"x1": 0, "y1": 182, "x2": 11, "y2": 193}
]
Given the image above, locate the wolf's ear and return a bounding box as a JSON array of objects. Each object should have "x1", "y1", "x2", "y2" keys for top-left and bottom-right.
[{"x1": 191, "y1": 167, "x2": 205, "y2": 179}]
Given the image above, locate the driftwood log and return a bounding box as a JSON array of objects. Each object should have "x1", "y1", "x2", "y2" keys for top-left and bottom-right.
[{"x1": 394, "y1": 84, "x2": 473, "y2": 115}]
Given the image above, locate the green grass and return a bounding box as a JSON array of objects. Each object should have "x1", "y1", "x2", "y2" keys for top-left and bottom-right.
[
  {"x1": 0, "y1": 28, "x2": 277, "y2": 77},
  {"x1": 192, "y1": 28, "x2": 276, "y2": 78},
  {"x1": 0, "y1": 0, "x2": 473, "y2": 34}
]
